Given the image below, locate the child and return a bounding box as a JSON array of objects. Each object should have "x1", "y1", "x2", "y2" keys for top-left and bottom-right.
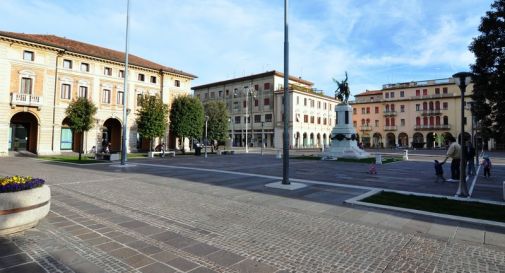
[
  {"x1": 368, "y1": 163, "x2": 377, "y2": 175},
  {"x1": 434, "y1": 160, "x2": 446, "y2": 183},
  {"x1": 482, "y1": 156, "x2": 492, "y2": 178}
]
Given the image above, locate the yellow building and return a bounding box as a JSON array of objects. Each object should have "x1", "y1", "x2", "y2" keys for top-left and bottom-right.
[
  {"x1": 351, "y1": 78, "x2": 474, "y2": 149},
  {"x1": 0, "y1": 31, "x2": 195, "y2": 156}
]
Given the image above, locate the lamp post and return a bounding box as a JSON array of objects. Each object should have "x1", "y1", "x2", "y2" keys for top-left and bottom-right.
[
  {"x1": 453, "y1": 72, "x2": 472, "y2": 197},
  {"x1": 120, "y1": 0, "x2": 130, "y2": 166},
  {"x1": 261, "y1": 121, "x2": 264, "y2": 156},
  {"x1": 204, "y1": 115, "x2": 209, "y2": 159},
  {"x1": 237, "y1": 88, "x2": 256, "y2": 153},
  {"x1": 228, "y1": 117, "x2": 233, "y2": 148},
  {"x1": 282, "y1": 0, "x2": 290, "y2": 185}
]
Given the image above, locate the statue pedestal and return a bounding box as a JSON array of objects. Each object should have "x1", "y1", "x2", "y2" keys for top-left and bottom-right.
[{"x1": 322, "y1": 103, "x2": 371, "y2": 160}]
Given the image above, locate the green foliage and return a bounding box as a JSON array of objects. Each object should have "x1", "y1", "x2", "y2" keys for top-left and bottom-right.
[
  {"x1": 136, "y1": 95, "x2": 169, "y2": 143},
  {"x1": 204, "y1": 101, "x2": 229, "y2": 143},
  {"x1": 169, "y1": 95, "x2": 204, "y2": 142},
  {"x1": 469, "y1": 0, "x2": 505, "y2": 142},
  {"x1": 65, "y1": 97, "x2": 97, "y2": 133}
]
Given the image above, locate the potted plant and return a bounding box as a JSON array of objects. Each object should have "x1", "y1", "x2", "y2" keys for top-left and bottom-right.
[{"x1": 0, "y1": 176, "x2": 50, "y2": 235}]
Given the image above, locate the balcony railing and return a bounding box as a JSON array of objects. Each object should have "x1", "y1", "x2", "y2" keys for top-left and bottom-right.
[
  {"x1": 420, "y1": 109, "x2": 442, "y2": 116},
  {"x1": 360, "y1": 126, "x2": 372, "y2": 131},
  {"x1": 383, "y1": 110, "x2": 397, "y2": 116},
  {"x1": 11, "y1": 93, "x2": 43, "y2": 108},
  {"x1": 384, "y1": 126, "x2": 397, "y2": 131},
  {"x1": 414, "y1": 124, "x2": 451, "y2": 130}
]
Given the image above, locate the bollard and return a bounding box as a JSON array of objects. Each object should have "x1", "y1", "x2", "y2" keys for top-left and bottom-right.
[
  {"x1": 276, "y1": 150, "x2": 282, "y2": 159},
  {"x1": 375, "y1": 153, "x2": 382, "y2": 164},
  {"x1": 403, "y1": 150, "x2": 409, "y2": 160}
]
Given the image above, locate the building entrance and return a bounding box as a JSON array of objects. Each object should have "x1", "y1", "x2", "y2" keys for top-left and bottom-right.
[{"x1": 9, "y1": 112, "x2": 38, "y2": 153}]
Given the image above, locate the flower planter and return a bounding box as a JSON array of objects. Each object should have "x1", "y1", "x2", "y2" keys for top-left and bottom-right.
[{"x1": 0, "y1": 185, "x2": 51, "y2": 235}]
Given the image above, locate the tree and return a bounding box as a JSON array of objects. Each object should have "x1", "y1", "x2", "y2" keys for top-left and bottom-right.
[
  {"x1": 169, "y1": 95, "x2": 204, "y2": 153},
  {"x1": 136, "y1": 95, "x2": 169, "y2": 151},
  {"x1": 469, "y1": 0, "x2": 505, "y2": 144},
  {"x1": 204, "y1": 101, "x2": 229, "y2": 146},
  {"x1": 65, "y1": 97, "x2": 97, "y2": 160}
]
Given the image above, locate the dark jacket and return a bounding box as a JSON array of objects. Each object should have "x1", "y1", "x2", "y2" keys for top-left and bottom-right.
[
  {"x1": 465, "y1": 146, "x2": 476, "y2": 159},
  {"x1": 434, "y1": 161, "x2": 444, "y2": 175}
]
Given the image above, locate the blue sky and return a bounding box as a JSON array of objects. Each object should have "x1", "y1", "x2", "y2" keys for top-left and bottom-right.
[{"x1": 0, "y1": 0, "x2": 494, "y2": 96}]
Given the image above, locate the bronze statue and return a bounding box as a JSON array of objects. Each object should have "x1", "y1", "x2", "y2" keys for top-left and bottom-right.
[{"x1": 333, "y1": 72, "x2": 350, "y2": 104}]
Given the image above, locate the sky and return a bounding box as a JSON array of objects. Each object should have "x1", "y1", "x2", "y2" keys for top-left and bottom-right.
[{"x1": 0, "y1": 0, "x2": 495, "y2": 97}]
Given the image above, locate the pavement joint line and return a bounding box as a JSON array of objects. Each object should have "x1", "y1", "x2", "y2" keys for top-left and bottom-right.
[
  {"x1": 52, "y1": 177, "x2": 123, "y2": 185},
  {"x1": 32, "y1": 158, "x2": 111, "y2": 166},
  {"x1": 345, "y1": 191, "x2": 505, "y2": 229},
  {"x1": 469, "y1": 151, "x2": 485, "y2": 196}
]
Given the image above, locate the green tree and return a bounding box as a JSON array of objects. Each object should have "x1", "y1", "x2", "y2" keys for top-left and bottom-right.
[
  {"x1": 65, "y1": 97, "x2": 97, "y2": 160},
  {"x1": 204, "y1": 101, "x2": 229, "y2": 145},
  {"x1": 169, "y1": 95, "x2": 204, "y2": 153},
  {"x1": 469, "y1": 0, "x2": 505, "y2": 143},
  {"x1": 136, "y1": 95, "x2": 169, "y2": 151}
]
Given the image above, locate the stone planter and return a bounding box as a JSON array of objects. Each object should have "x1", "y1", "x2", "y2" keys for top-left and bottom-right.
[{"x1": 0, "y1": 185, "x2": 51, "y2": 235}]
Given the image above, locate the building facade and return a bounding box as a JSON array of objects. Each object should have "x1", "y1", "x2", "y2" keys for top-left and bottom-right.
[
  {"x1": 351, "y1": 77, "x2": 475, "y2": 149},
  {"x1": 0, "y1": 31, "x2": 195, "y2": 156},
  {"x1": 192, "y1": 71, "x2": 339, "y2": 149}
]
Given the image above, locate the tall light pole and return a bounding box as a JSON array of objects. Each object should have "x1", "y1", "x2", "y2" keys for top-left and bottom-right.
[
  {"x1": 282, "y1": 0, "x2": 290, "y2": 185},
  {"x1": 245, "y1": 88, "x2": 249, "y2": 153},
  {"x1": 261, "y1": 121, "x2": 264, "y2": 156},
  {"x1": 120, "y1": 0, "x2": 130, "y2": 166},
  {"x1": 453, "y1": 72, "x2": 472, "y2": 197},
  {"x1": 229, "y1": 117, "x2": 233, "y2": 148},
  {"x1": 204, "y1": 115, "x2": 209, "y2": 159}
]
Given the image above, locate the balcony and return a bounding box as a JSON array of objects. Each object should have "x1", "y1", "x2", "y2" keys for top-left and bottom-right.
[
  {"x1": 383, "y1": 110, "x2": 397, "y2": 116},
  {"x1": 360, "y1": 126, "x2": 372, "y2": 131},
  {"x1": 11, "y1": 93, "x2": 43, "y2": 108},
  {"x1": 414, "y1": 124, "x2": 451, "y2": 131},
  {"x1": 384, "y1": 126, "x2": 397, "y2": 131},
  {"x1": 420, "y1": 109, "x2": 442, "y2": 116}
]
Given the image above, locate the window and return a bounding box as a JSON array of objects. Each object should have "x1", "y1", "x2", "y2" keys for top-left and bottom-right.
[
  {"x1": 400, "y1": 91, "x2": 404, "y2": 97},
  {"x1": 304, "y1": 98, "x2": 307, "y2": 106},
  {"x1": 401, "y1": 119, "x2": 405, "y2": 126},
  {"x1": 254, "y1": 84, "x2": 259, "y2": 91},
  {"x1": 310, "y1": 100, "x2": 315, "y2": 108},
  {"x1": 226, "y1": 89, "x2": 229, "y2": 96},
  {"x1": 390, "y1": 92, "x2": 395, "y2": 98},
  {"x1": 150, "y1": 76, "x2": 157, "y2": 84},
  {"x1": 234, "y1": 116, "x2": 241, "y2": 124},
  {"x1": 375, "y1": 120, "x2": 379, "y2": 127},
  {"x1": 81, "y1": 63, "x2": 90, "y2": 72},
  {"x1": 264, "y1": 83, "x2": 271, "y2": 90},
  {"x1": 416, "y1": 104, "x2": 420, "y2": 111},
  {"x1": 254, "y1": 99, "x2": 259, "y2": 107},
  {"x1": 317, "y1": 117, "x2": 321, "y2": 124},
  {"x1": 416, "y1": 117, "x2": 421, "y2": 126},
  {"x1": 443, "y1": 116, "x2": 448, "y2": 125},
  {"x1": 304, "y1": 115, "x2": 308, "y2": 123},
  {"x1": 310, "y1": 116, "x2": 315, "y2": 123},
  {"x1": 353, "y1": 121, "x2": 357, "y2": 127},
  {"x1": 361, "y1": 119, "x2": 365, "y2": 125},
  {"x1": 254, "y1": 115, "x2": 261, "y2": 123},
  {"x1": 233, "y1": 101, "x2": 239, "y2": 110},
  {"x1": 423, "y1": 89, "x2": 428, "y2": 96},
  {"x1": 23, "y1": 50, "x2": 34, "y2": 61},
  {"x1": 324, "y1": 102, "x2": 327, "y2": 110},
  {"x1": 138, "y1": 73, "x2": 145, "y2": 81},
  {"x1": 400, "y1": 105, "x2": 405, "y2": 112},
  {"x1": 78, "y1": 86, "x2": 88, "y2": 98},
  {"x1": 296, "y1": 96, "x2": 300, "y2": 105},
  {"x1": 265, "y1": 114, "x2": 272, "y2": 122},
  {"x1": 204, "y1": 93, "x2": 208, "y2": 99},
  {"x1": 243, "y1": 101, "x2": 246, "y2": 108},
  {"x1": 361, "y1": 108, "x2": 365, "y2": 114},
  {"x1": 137, "y1": 94, "x2": 143, "y2": 106},
  {"x1": 324, "y1": 118, "x2": 327, "y2": 125},
  {"x1": 264, "y1": 98, "x2": 270, "y2": 106},
  {"x1": 423, "y1": 102, "x2": 427, "y2": 110},
  {"x1": 375, "y1": 107, "x2": 379, "y2": 114},
  {"x1": 104, "y1": 67, "x2": 112, "y2": 76},
  {"x1": 353, "y1": 108, "x2": 357, "y2": 114},
  {"x1": 443, "y1": 87, "x2": 448, "y2": 94},
  {"x1": 63, "y1": 59, "x2": 72, "y2": 69},
  {"x1": 218, "y1": 91, "x2": 223, "y2": 98},
  {"x1": 391, "y1": 118, "x2": 395, "y2": 126},
  {"x1": 119, "y1": 70, "x2": 125, "y2": 78},
  {"x1": 61, "y1": 128, "x2": 73, "y2": 150},
  {"x1": 317, "y1": 101, "x2": 321, "y2": 109},
  {"x1": 416, "y1": 89, "x2": 420, "y2": 96},
  {"x1": 175, "y1": 80, "x2": 181, "y2": 87},
  {"x1": 435, "y1": 88, "x2": 440, "y2": 94},
  {"x1": 385, "y1": 93, "x2": 389, "y2": 98},
  {"x1": 210, "y1": 92, "x2": 215, "y2": 99},
  {"x1": 102, "y1": 89, "x2": 111, "y2": 103},
  {"x1": 436, "y1": 116, "x2": 441, "y2": 125},
  {"x1": 117, "y1": 91, "x2": 124, "y2": 105},
  {"x1": 443, "y1": 102, "x2": 448, "y2": 109},
  {"x1": 435, "y1": 101, "x2": 440, "y2": 110},
  {"x1": 370, "y1": 97, "x2": 374, "y2": 101},
  {"x1": 61, "y1": 84, "x2": 71, "y2": 99},
  {"x1": 366, "y1": 107, "x2": 370, "y2": 114},
  {"x1": 20, "y1": 77, "x2": 33, "y2": 94}
]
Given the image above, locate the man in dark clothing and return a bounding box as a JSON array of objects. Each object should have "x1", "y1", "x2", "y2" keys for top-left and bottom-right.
[
  {"x1": 434, "y1": 160, "x2": 446, "y2": 183},
  {"x1": 465, "y1": 141, "x2": 476, "y2": 176}
]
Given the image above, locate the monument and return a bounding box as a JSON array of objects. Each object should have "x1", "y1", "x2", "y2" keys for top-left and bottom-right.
[{"x1": 323, "y1": 73, "x2": 371, "y2": 159}]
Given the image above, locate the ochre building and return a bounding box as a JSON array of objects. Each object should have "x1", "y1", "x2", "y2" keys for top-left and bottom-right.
[{"x1": 0, "y1": 31, "x2": 195, "y2": 156}]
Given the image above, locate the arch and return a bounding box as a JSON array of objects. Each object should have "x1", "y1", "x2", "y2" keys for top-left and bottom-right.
[
  {"x1": 443, "y1": 116, "x2": 449, "y2": 125},
  {"x1": 435, "y1": 116, "x2": 441, "y2": 125},
  {"x1": 423, "y1": 116, "x2": 428, "y2": 126},
  {"x1": 316, "y1": 133, "x2": 321, "y2": 148},
  {"x1": 295, "y1": 132, "x2": 300, "y2": 148},
  {"x1": 386, "y1": 133, "x2": 396, "y2": 148},
  {"x1": 433, "y1": 132, "x2": 445, "y2": 148},
  {"x1": 61, "y1": 117, "x2": 82, "y2": 152},
  {"x1": 372, "y1": 132, "x2": 382, "y2": 148},
  {"x1": 429, "y1": 101, "x2": 434, "y2": 110},
  {"x1": 323, "y1": 133, "x2": 327, "y2": 147},
  {"x1": 423, "y1": 102, "x2": 427, "y2": 110},
  {"x1": 309, "y1": 133, "x2": 314, "y2": 147},
  {"x1": 102, "y1": 118, "x2": 122, "y2": 152},
  {"x1": 426, "y1": 132, "x2": 435, "y2": 148},
  {"x1": 412, "y1": 132, "x2": 424, "y2": 148},
  {"x1": 398, "y1": 132, "x2": 408, "y2": 147},
  {"x1": 416, "y1": 117, "x2": 421, "y2": 126},
  {"x1": 302, "y1": 133, "x2": 308, "y2": 148},
  {"x1": 429, "y1": 116, "x2": 434, "y2": 126},
  {"x1": 9, "y1": 112, "x2": 39, "y2": 154},
  {"x1": 435, "y1": 101, "x2": 440, "y2": 110}
]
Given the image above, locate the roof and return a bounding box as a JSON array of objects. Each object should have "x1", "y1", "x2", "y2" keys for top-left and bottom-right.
[
  {"x1": 192, "y1": 70, "x2": 313, "y2": 89},
  {"x1": 354, "y1": 90, "x2": 383, "y2": 97},
  {"x1": 0, "y1": 31, "x2": 196, "y2": 79}
]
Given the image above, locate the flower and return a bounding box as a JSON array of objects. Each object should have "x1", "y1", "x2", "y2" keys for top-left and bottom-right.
[{"x1": 0, "y1": 176, "x2": 45, "y2": 193}]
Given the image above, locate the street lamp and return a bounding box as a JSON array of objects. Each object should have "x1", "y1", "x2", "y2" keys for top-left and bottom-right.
[
  {"x1": 453, "y1": 71, "x2": 472, "y2": 197},
  {"x1": 228, "y1": 117, "x2": 233, "y2": 148},
  {"x1": 236, "y1": 88, "x2": 256, "y2": 153},
  {"x1": 261, "y1": 121, "x2": 264, "y2": 156},
  {"x1": 204, "y1": 115, "x2": 209, "y2": 159}
]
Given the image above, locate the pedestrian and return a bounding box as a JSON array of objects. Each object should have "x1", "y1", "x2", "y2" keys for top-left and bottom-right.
[
  {"x1": 434, "y1": 160, "x2": 446, "y2": 183},
  {"x1": 444, "y1": 136, "x2": 461, "y2": 182},
  {"x1": 368, "y1": 163, "x2": 377, "y2": 174},
  {"x1": 465, "y1": 141, "x2": 476, "y2": 176},
  {"x1": 481, "y1": 156, "x2": 492, "y2": 178}
]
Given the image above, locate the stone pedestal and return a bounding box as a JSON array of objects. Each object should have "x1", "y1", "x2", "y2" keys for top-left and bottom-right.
[{"x1": 323, "y1": 103, "x2": 370, "y2": 159}]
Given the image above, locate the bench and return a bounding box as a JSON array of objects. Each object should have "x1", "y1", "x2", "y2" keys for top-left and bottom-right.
[
  {"x1": 95, "y1": 153, "x2": 120, "y2": 161},
  {"x1": 148, "y1": 151, "x2": 176, "y2": 158},
  {"x1": 218, "y1": 150, "x2": 235, "y2": 155}
]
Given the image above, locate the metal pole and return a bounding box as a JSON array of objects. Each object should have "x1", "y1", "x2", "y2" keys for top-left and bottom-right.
[
  {"x1": 459, "y1": 84, "x2": 467, "y2": 196},
  {"x1": 205, "y1": 116, "x2": 208, "y2": 158},
  {"x1": 120, "y1": 0, "x2": 130, "y2": 165},
  {"x1": 282, "y1": 0, "x2": 290, "y2": 184},
  {"x1": 245, "y1": 90, "x2": 249, "y2": 153},
  {"x1": 261, "y1": 121, "x2": 264, "y2": 156}
]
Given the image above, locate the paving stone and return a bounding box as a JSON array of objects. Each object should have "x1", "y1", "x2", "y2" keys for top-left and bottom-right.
[
  {"x1": 109, "y1": 247, "x2": 139, "y2": 260},
  {"x1": 427, "y1": 223, "x2": 457, "y2": 241},
  {"x1": 0, "y1": 253, "x2": 32, "y2": 269},
  {"x1": 140, "y1": 245, "x2": 164, "y2": 255},
  {"x1": 231, "y1": 259, "x2": 278, "y2": 273},
  {"x1": 165, "y1": 257, "x2": 199, "y2": 272},
  {"x1": 139, "y1": 262, "x2": 177, "y2": 273},
  {"x1": 165, "y1": 235, "x2": 199, "y2": 249},
  {"x1": 123, "y1": 254, "x2": 156, "y2": 268},
  {"x1": 0, "y1": 262, "x2": 47, "y2": 273},
  {"x1": 84, "y1": 236, "x2": 111, "y2": 246},
  {"x1": 454, "y1": 227, "x2": 485, "y2": 244},
  {"x1": 485, "y1": 231, "x2": 505, "y2": 248},
  {"x1": 113, "y1": 234, "x2": 138, "y2": 244},
  {"x1": 206, "y1": 250, "x2": 245, "y2": 267},
  {"x1": 126, "y1": 240, "x2": 152, "y2": 250},
  {"x1": 150, "y1": 230, "x2": 179, "y2": 242},
  {"x1": 77, "y1": 232, "x2": 102, "y2": 241},
  {"x1": 69, "y1": 227, "x2": 93, "y2": 236},
  {"x1": 188, "y1": 267, "x2": 219, "y2": 273},
  {"x1": 150, "y1": 251, "x2": 179, "y2": 263},
  {"x1": 0, "y1": 243, "x2": 22, "y2": 258},
  {"x1": 68, "y1": 261, "x2": 106, "y2": 273},
  {"x1": 95, "y1": 241, "x2": 123, "y2": 252},
  {"x1": 183, "y1": 242, "x2": 221, "y2": 257},
  {"x1": 132, "y1": 225, "x2": 165, "y2": 236},
  {"x1": 119, "y1": 220, "x2": 149, "y2": 229}
]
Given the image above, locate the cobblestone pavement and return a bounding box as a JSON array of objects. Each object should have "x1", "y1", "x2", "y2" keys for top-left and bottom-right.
[{"x1": 0, "y1": 156, "x2": 505, "y2": 272}]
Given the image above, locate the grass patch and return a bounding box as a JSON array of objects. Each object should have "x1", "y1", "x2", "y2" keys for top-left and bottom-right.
[
  {"x1": 292, "y1": 155, "x2": 402, "y2": 164},
  {"x1": 362, "y1": 191, "x2": 505, "y2": 223},
  {"x1": 39, "y1": 155, "x2": 102, "y2": 164}
]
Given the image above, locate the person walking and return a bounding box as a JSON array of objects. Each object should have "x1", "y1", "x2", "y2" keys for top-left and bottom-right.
[
  {"x1": 434, "y1": 160, "x2": 446, "y2": 183},
  {"x1": 444, "y1": 136, "x2": 461, "y2": 182},
  {"x1": 481, "y1": 156, "x2": 492, "y2": 178},
  {"x1": 465, "y1": 141, "x2": 476, "y2": 176}
]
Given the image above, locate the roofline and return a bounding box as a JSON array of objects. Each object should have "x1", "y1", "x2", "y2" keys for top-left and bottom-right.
[{"x1": 192, "y1": 70, "x2": 313, "y2": 89}]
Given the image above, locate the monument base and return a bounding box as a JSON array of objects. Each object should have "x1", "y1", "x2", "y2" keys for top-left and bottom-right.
[{"x1": 322, "y1": 140, "x2": 371, "y2": 160}]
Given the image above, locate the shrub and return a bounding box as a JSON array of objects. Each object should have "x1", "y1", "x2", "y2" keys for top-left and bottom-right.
[{"x1": 0, "y1": 176, "x2": 45, "y2": 193}]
